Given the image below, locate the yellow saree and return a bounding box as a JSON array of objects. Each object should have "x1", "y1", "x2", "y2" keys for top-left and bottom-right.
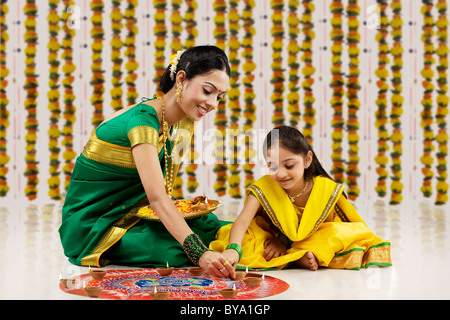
[{"x1": 210, "y1": 175, "x2": 392, "y2": 270}]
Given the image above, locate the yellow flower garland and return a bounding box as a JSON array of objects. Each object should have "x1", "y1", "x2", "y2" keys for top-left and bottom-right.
[
  {"x1": 213, "y1": 0, "x2": 228, "y2": 197},
  {"x1": 0, "y1": 0, "x2": 10, "y2": 197},
  {"x1": 153, "y1": 0, "x2": 166, "y2": 97},
  {"x1": 420, "y1": 0, "x2": 435, "y2": 198},
  {"x1": 435, "y1": 0, "x2": 448, "y2": 205},
  {"x1": 374, "y1": 0, "x2": 389, "y2": 197},
  {"x1": 110, "y1": 0, "x2": 124, "y2": 111},
  {"x1": 242, "y1": 0, "x2": 256, "y2": 188},
  {"x1": 345, "y1": 0, "x2": 361, "y2": 201},
  {"x1": 125, "y1": 0, "x2": 139, "y2": 104},
  {"x1": 61, "y1": 0, "x2": 77, "y2": 191},
  {"x1": 90, "y1": 0, "x2": 105, "y2": 127},
  {"x1": 287, "y1": 0, "x2": 300, "y2": 128},
  {"x1": 300, "y1": 0, "x2": 315, "y2": 143},
  {"x1": 183, "y1": 0, "x2": 199, "y2": 197},
  {"x1": 227, "y1": 0, "x2": 241, "y2": 199},
  {"x1": 329, "y1": 0, "x2": 345, "y2": 184},
  {"x1": 47, "y1": 0, "x2": 61, "y2": 200},
  {"x1": 389, "y1": 0, "x2": 403, "y2": 204},
  {"x1": 24, "y1": 0, "x2": 39, "y2": 200},
  {"x1": 271, "y1": 0, "x2": 285, "y2": 127}
]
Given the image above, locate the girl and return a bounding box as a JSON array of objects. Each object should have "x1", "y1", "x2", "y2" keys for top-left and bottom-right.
[
  {"x1": 211, "y1": 126, "x2": 392, "y2": 271},
  {"x1": 59, "y1": 46, "x2": 236, "y2": 278}
]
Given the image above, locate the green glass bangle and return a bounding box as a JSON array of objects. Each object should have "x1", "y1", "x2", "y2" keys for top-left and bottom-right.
[
  {"x1": 183, "y1": 233, "x2": 210, "y2": 266},
  {"x1": 226, "y1": 243, "x2": 242, "y2": 262}
]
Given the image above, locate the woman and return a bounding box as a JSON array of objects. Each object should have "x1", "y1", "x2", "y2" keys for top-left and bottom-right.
[
  {"x1": 59, "y1": 46, "x2": 236, "y2": 278},
  {"x1": 210, "y1": 126, "x2": 392, "y2": 271}
]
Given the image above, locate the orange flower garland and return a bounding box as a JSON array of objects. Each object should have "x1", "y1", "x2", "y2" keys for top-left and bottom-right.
[
  {"x1": 389, "y1": 0, "x2": 403, "y2": 204},
  {"x1": 227, "y1": 0, "x2": 241, "y2": 199},
  {"x1": 345, "y1": 0, "x2": 361, "y2": 201},
  {"x1": 300, "y1": 0, "x2": 315, "y2": 143},
  {"x1": 0, "y1": 0, "x2": 10, "y2": 196},
  {"x1": 329, "y1": 0, "x2": 345, "y2": 184},
  {"x1": 23, "y1": 0, "x2": 39, "y2": 200},
  {"x1": 110, "y1": 0, "x2": 124, "y2": 111},
  {"x1": 47, "y1": 0, "x2": 61, "y2": 200},
  {"x1": 61, "y1": 0, "x2": 77, "y2": 191},
  {"x1": 153, "y1": 0, "x2": 166, "y2": 97},
  {"x1": 287, "y1": 0, "x2": 301, "y2": 128},
  {"x1": 374, "y1": 0, "x2": 389, "y2": 197},
  {"x1": 420, "y1": 0, "x2": 435, "y2": 198},
  {"x1": 213, "y1": 0, "x2": 228, "y2": 197},
  {"x1": 90, "y1": 0, "x2": 105, "y2": 127},
  {"x1": 271, "y1": 0, "x2": 285, "y2": 127},
  {"x1": 124, "y1": 0, "x2": 138, "y2": 105},
  {"x1": 435, "y1": 0, "x2": 449, "y2": 205},
  {"x1": 242, "y1": 0, "x2": 256, "y2": 188}
]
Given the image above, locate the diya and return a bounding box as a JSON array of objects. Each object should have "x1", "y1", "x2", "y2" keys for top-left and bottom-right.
[
  {"x1": 188, "y1": 267, "x2": 205, "y2": 276},
  {"x1": 59, "y1": 278, "x2": 77, "y2": 289},
  {"x1": 156, "y1": 262, "x2": 174, "y2": 276},
  {"x1": 233, "y1": 270, "x2": 247, "y2": 281},
  {"x1": 219, "y1": 284, "x2": 238, "y2": 299},
  {"x1": 89, "y1": 268, "x2": 107, "y2": 280},
  {"x1": 243, "y1": 274, "x2": 263, "y2": 287},
  {"x1": 149, "y1": 287, "x2": 170, "y2": 300},
  {"x1": 83, "y1": 286, "x2": 103, "y2": 298}
]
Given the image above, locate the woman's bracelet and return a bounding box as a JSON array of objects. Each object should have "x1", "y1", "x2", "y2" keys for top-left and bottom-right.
[
  {"x1": 226, "y1": 243, "x2": 242, "y2": 262},
  {"x1": 183, "y1": 233, "x2": 210, "y2": 266}
]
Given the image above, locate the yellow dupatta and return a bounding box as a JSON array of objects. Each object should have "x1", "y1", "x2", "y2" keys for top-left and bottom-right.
[{"x1": 211, "y1": 175, "x2": 392, "y2": 270}]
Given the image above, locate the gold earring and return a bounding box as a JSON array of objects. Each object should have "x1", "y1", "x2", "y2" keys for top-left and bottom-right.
[{"x1": 176, "y1": 85, "x2": 182, "y2": 103}]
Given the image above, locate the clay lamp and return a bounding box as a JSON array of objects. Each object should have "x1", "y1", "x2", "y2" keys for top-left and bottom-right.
[
  {"x1": 149, "y1": 286, "x2": 170, "y2": 300},
  {"x1": 89, "y1": 266, "x2": 107, "y2": 280},
  {"x1": 83, "y1": 283, "x2": 103, "y2": 298},
  {"x1": 243, "y1": 273, "x2": 264, "y2": 287},
  {"x1": 156, "y1": 262, "x2": 174, "y2": 276},
  {"x1": 188, "y1": 267, "x2": 205, "y2": 276},
  {"x1": 220, "y1": 284, "x2": 238, "y2": 299},
  {"x1": 59, "y1": 274, "x2": 77, "y2": 289},
  {"x1": 233, "y1": 266, "x2": 248, "y2": 280}
]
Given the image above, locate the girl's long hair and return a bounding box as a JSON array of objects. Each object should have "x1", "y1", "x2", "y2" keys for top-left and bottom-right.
[{"x1": 263, "y1": 125, "x2": 336, "y2": 183}]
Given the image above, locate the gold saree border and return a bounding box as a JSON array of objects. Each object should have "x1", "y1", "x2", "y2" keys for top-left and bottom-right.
[
  {"x1": 328, "y1": 242, "x2": 392, "y2": 270},
  {"x1": 80, "y1": 209, "x2": 141, "y2": 267},
  {"x1": 82, "y1": 134, "x2": 137, "y2": 168},
  {"x1": 127, "y1": 126, "x2": 159, "y2": 149}
]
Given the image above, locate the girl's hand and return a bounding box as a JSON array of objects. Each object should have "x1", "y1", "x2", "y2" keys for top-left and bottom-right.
[
  {"x1": 263, "y1": 235, "x2": 286, "y2": 261},
  {"x1": 222, "y1": 248, "x2": 240, "y2": 268},
  {"x1": 198, "y1": 250, "x2": 236, "y2": 279}
]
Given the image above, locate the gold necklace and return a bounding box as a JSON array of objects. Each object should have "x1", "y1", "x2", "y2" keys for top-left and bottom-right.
[
  {"x1": 287, "y1": 180, "x2": 309, "y2": 203},
  {"x1": 160, "y1": 96, "x2": 177, "y2": 196}
]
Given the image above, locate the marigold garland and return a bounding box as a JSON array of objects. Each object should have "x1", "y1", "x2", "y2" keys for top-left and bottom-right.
[
  {"x1": 329, "y1": 0, "x2": 345, "y2": 184},
  {"x1": 47, "y1": 0, "x2": 61, "y2": 200},
  {"x1": 61, "y1": 0, "x2": 77, "y2": 191},
  {"x1": 286, "y1": 0, "x2": 300, "y2": 128},
  {"x1": 110, "y1": 0, "x2": 124, "y2": 111},
  {"x1": 300, "y1": 0, "x2": 315, "y2": 143},
  {"x1": 271, "y1": 0, "x2": 285, "y2": 127},
  {"x1": 170, "y1": 0, "x2": 185, "y2": 200},
  {"x1": 90, "y1": 0, "x2": 105, "y2": 127},
  {"x1": 420, "y1": 0, "x2": 435, "y2": 198},
  {"x1": 389, "y1": 0, "x2": 403, "y2": 205},
  {"x1": 345, "y1": 0, "x2": 361, "y2": 201},
  {"x1": 227, "y1": 0, "x2": 241, "y2": 199},
  {"x1": 153, "y1": 0, "x2": 166, "y2": 97},
  {"x1": 183, "y1": 0, "x2": 199, "y2": 197},
  {"x1": 124, "y1": 0, "x2": 139, "y2": 105},
  {"x1": 213, "y1": 0, "x2": 228, "y2": 197},
  {"x1": 435, "y1": 0, "x2": 449, "y2": 205},
  {"x1": 0, "y1": 0, "x2": 10, "y2": 197},
  {"x1": 242, "y1": 0, "x2": 256, "y2": 188},
  {"x1": 23, "y1": 0, "x2": 39, "y2": 200},
  {"x1": 374, "y1": 0, "x2": 389, "y2": 197}
]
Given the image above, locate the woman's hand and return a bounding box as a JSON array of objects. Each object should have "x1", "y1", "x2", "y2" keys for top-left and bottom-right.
[
  {"x1": 199, "y1": 250, "x2": 235, "y2": 279},
  {"x1": 263, "y1": 235, "x2": 286, "y2": 261}
]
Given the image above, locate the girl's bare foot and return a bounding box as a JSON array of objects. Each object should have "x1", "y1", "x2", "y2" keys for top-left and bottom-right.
[{"x1": 296, "y1": 251, "x2": 318, "y2": 271}]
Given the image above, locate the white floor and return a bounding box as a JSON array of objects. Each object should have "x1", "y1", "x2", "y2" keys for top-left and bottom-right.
[{"x1": 1, "y1": 196, "x2": 449, "y2": 300}]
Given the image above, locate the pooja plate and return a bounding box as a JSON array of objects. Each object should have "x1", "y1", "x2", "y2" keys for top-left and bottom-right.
[{"x1": 134, "y1": 198, "x2": 222, "y2": 221}]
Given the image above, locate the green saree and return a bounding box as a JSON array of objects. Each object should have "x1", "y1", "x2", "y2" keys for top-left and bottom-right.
[{"x1": 58, "y1": 97, "x2": 230, "y2": 267}]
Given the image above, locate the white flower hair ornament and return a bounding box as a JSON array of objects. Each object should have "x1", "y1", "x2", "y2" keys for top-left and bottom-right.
[{"x1": 169, "y1": 50, "x2": 185, "y2": 81}]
